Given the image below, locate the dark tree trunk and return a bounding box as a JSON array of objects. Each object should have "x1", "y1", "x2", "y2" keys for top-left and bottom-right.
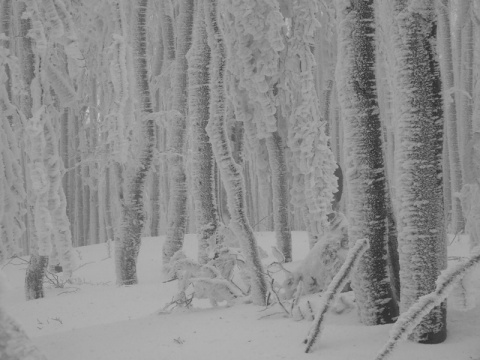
[
  {"x1": 392, "y1": 0, "x2": 447, "y2": 343},
  {"x1": 25, "y1": 254, "x2": 48, "y2": 300},
  {"x1": 337, "y1": 0, "x2": 398, "y2": 325}
]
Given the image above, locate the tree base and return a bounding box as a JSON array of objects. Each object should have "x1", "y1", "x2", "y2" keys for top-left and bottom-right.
[{"x1": 409, "y1": 303, "x2": 447, "y2": 344}]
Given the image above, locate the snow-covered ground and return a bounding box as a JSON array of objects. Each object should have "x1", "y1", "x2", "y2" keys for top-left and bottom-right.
[{"x1": 2, "y1": 232, "x2": 480, "y2": 360}]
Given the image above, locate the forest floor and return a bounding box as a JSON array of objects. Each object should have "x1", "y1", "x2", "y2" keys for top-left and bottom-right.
[{"x1": 2, "y1": 232, "x2": 480, "y2": 360}]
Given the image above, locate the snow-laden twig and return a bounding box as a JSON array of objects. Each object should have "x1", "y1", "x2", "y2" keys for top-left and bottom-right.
[
  {"x1": 304, "y1": 238, "x2": 369, "y2": 353},
  {"x1": 375, "y1": 246, "x2": 480, "y2": 360}
]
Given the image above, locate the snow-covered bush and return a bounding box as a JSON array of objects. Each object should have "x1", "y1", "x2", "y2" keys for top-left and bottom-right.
[
  {"x1": 280, "y1": 212, "x2": 349, "y2": 299},
  {"x1": 165, "y1": 243, "x2": 246, "y2": 309},
  {"x1": 304, "y1": 238, "x2": 369, "y2": 353}
]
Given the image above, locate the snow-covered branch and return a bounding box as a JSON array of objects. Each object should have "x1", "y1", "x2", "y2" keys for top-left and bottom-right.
[
  {"x1": 304, "y1": 238, "x2": 369, "y2": 353},
  {"x1": 375, "y1": 246, "x2": 480, "y2": 360}
]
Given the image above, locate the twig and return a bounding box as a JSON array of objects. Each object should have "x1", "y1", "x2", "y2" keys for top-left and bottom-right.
[{"x1": 1, "y1": 255, "x2": 29, "y2": 269}]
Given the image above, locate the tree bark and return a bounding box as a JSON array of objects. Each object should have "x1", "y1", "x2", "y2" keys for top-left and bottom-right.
[
  {"x1": 0, "y1": 307, "x2": 48, "y2": 360},
  {"x1": 336, "y1": 0, "x2": 398, "y2": 325},
  {"x1": 437, "y1": 0, "x2": 464, "y2": 233},
  {"x1": 266, "y1": 131, "x2": 292, "y2": 262},
  {"x1": 391, "y1": 0, "x2": 447, "y2": 343},
  {"x1": 116, "y1": 0, "x2": 155, "y2": 285},
  {"x1": 187, "y1": 0, "x2": 221, "y2": 264},
  {"x1": 204, "y1": 0, "x2": 268, "y2": 305},
  {"x1": 162, "y1": 0, "x2": 194, "y2": 265}
]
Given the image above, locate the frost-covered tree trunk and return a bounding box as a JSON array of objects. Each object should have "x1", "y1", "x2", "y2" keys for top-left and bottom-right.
[
  {"x1": 266, "y1": 131, "x2": 292, "y2": 262},
  {"x1": 336, "y1": 0, "x2": 398, "y2": 325},
  {"x1": 283, "y1": 1, "x2": 338, "y2": 247},
  {"x1": 116, "y1": 0, "x2": 155, "y2": 285},
  {"x1": 43, "y1": 117, "x2": 77, "y2": 278},
  {"x1": 162, "y1": 0, "x2": 194, "y2": 265},
  {"x1": 187, "y1": 0, "x2": 220, "y2": 264},
  {"x1": 459, "y1": 5, "x2": 474, "y2": 182},
  {"x1": 149, "y1": 17, "x2": 164, "y2": 238},
  {"x1": 15, "y1": 2, "x2": 49, "y2": 300},
  {"x1": 204, "y1": 0, "x2": 267, "y2": 305},
  {"x1": 0, "y1": 306, "x2": 48, "y2": 359},
  {"x1": 391, "y1": 0, "x2": 447, "y2": 343},
  {"x1": 73, "y1": 115, "x2": 84, "y2": 247},
  {"x1": 437, "y1": 0, "x2": 464, "y2": 233}
]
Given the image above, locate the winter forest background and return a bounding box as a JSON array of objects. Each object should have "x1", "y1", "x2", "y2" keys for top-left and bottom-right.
[{"x1": 1, "y1": 0, "x2": 480, "y2": 359}]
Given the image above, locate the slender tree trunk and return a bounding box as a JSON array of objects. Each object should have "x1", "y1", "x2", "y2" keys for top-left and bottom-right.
[
  {"x1": 187, "y1": 0, "x2": 221, "y2": 264},
  {"x1": 266, "y1": 131, "x2": 292, "y2": 262},
  {"x1": 116, "y1": 0, "x2": 155, "y2": 285},
  {"x1": 460, "y1": 10, "x2": 474, "y2": 182},
  {"x1": 336, "y1": 0, "x2": 398, "y2": 325},
  {"x1": 391, "y1": 0, "x2": 447, "y2": 343},
  {"x1": 15, "y1": 2, "x2": 50, "y2": 300},
  {"x1": 204, "y1": 0, "x2": 267, "y2": 305},
  {"x1": 74, "y1": 116, "x2": 84, "y2": 247},
  {"x1": 162, "y1": 0, "x2": 194, "y2": 265},
  {"x1": 437, "y1": 0, "x2": 464, "y2": 233},
  {"x1": 44, "y1": 118, "x2": 77, "y2": 278}
]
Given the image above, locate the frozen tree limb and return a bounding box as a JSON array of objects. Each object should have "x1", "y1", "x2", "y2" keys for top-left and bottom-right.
[
  {"x1": 375, "y1": 246, "x2": 480, "y2": 360},
  {"x1": 304, "y1": 238, "x2": 369, "y2": 353}
]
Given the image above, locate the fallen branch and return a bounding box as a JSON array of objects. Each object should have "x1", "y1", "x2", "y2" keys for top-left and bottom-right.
[
  {"x1": 375, "y1": 246, "x2": 480, "y2": 360},
  {"x1": 304, "y1": 238, "x2": 369, "y2": 353}
]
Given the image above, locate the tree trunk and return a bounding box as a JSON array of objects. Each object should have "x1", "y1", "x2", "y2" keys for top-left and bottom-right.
[
  {"x1": 162, "y1": 0, "x2": 194, "y2": 266},
  {"x1": 266, "y1": 131, "x2": 292, "y2": 262},
  {"x1": 437, "y1": 0, "x2": 464, "y2": 233},
  {"x1": 336, "y1": 0, "x2": 398, "y2": 325},
  {"x1": 204, "y1": 0, "x2": 267, "y2": 305},
  {"x1": 459, "y1": 9, "x2": 474, "y2": 183},
  {"x1": 0, "y1": 307, "x2": 48, "y2": 359},
  {"x1": 391, "y1": 0, "x2": 447, "y2": 343},
  {"x1": 116, "y1": 0, "x2": 156, "y2": 285},
  {"x1": 187, "y1": 0, "x2": 221, "y2": 264}
]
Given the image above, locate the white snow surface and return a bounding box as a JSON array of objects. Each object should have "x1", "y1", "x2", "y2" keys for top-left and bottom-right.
[{"x1": 2, "y1": 232, "x2": 480, "y2": 360}]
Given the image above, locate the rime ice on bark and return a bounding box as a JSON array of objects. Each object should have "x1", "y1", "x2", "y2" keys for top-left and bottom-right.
[
  {"x1": 336, "y1": 0, "x2": 398, "y2": 325},
  {"x1": 43, "y1": 116, "x2": 77, "y2": 278},
  {"x1": 391, "y1": 0, "x2": 447, "y2": 343},
  {"x1": 204, "y1": 0, "x2": 268, "y2": 305},
  {"x1": 186, "y1": 0, "x2": 221, "y2": 264},
  {"x1": 221, "y1": 0, "x2": 284, "y2": 138},
  {"x1": 220, "y1": 0, "x2": 292, "y2": 261},
  {"x1": 375, "y1": 247, "x2": 480, "y2": 360},
  {"x1": 116, "y1": 0, "x2": 156, "y2": 285},
  {"x1": 281, "y1": 0, "x2": 338, "y2": 245},
  {"x1": 162, "y1": 0, "x2": 194, "y2": 266},
  {"x1": 0, "y1": 307, "x2": 48, "y2": 360},
  {"x1": 436, "y1": 0, "x2": 464, "y2": 232},
  {"x1": 0, "y1": 47, "x2": 26, "y2": 263}
]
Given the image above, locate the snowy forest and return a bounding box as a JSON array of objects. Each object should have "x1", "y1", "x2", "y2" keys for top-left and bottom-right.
[{"x1": 1, "y1": 0, "x2": 480, "y2": 359}]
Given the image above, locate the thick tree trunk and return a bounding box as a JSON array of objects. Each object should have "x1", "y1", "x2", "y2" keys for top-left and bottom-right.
[
  {"x1": 392, "y1": 0, "x2": 447, "y2": 343},
  {"x1": 204, "y1": 0, "x2": 267, "y2": 305},
  {"x1": 162, "y1": 0, "x2": 194, "y2": 265},
  {"x1": 336, "y1": 0, "x2": 398, "y2": 325}
]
